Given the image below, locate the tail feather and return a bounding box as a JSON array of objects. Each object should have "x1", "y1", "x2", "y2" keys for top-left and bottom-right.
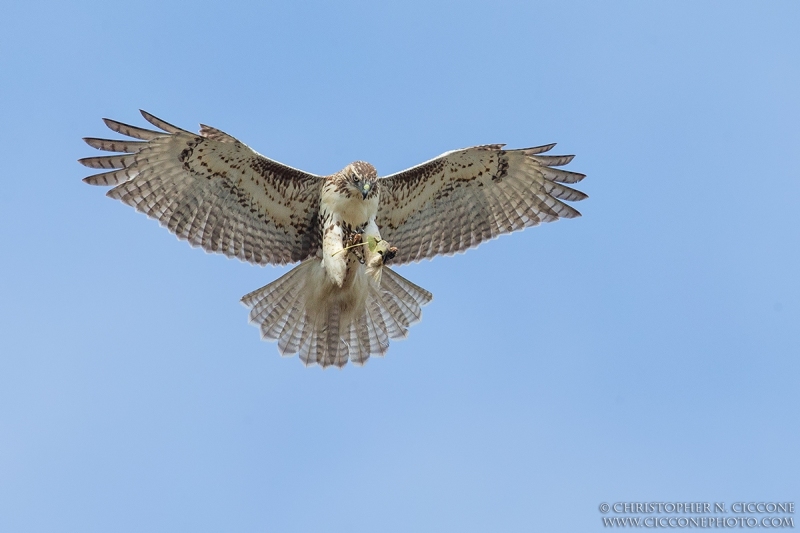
[
  {"x1": 326, "y1": 305, "x2": 349, "y2": 368},
  {"x1": 242, "y1": 264, "x2": 307, "y2": 341},
  {"x1": 380, "y1": 267, "x2": 433, "y2": 329},
  {"x1": 298, "y1": 320, "x2": 319, "y2": 366},
  {"x1": 371, "y1": 290, "x2": 407, "y2": 339},
  {"x1": 380, "y1": 289, "x2": 417, "y2": 333},
  {"x1": 382, "y1": 267, "x2": 433, "y2": 307},
  {"x1": 345, "y1": 322, "x2": 368, "y2": 366},
  {"x1": 352, "y1": 310, "x2": 374, "y2": 365},
  {"x1": 364, "y1": 296, "x2": 391, "y2": 355},
  {"x1": 275, "y1": 274, "x2": 312, "y2": 353},
  {"x1": 277, "y1": 302, "x2": 306, "y2": 355},
  {"x1": 241, "y1": 259, "x2": 432, "y2": 367}
]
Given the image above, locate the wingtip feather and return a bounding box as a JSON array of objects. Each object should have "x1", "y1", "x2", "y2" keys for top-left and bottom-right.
[
  {"x1": 77, "y1": 156, "x2": 96, "y2": 168},
  {"x1": 102, "y1": 117, "x2": 162, "y2": 140},
  {"x1": 518, "y1": 143, "x2": 557, "y2": 155},
  {"x1": 82, "y1": 174, "x2": 113, "y2": 186},
  {"x1": 139, "y1": 109, "x2": 190, "y2": 134}
]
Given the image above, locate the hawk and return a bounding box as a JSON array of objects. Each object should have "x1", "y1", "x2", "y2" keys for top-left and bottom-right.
[{"x1": 80, "y1": 111, "x2": 587, "y2": 367}]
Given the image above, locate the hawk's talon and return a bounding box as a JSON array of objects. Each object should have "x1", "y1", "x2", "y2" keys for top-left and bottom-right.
[
  {"x1": 344, "y1": 232, "x2": 366, "y2": 264},
  {"x1": 346, "y1": 232, "x2": 363, "y2": 247},
  {"x1": 380, "y1": 246, "x2": 398, "y2": 263}
]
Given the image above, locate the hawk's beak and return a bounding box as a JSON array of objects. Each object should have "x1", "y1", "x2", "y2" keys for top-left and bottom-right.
[{"x1": 360, "y1": 182, "x2": 371, "y2": 199}]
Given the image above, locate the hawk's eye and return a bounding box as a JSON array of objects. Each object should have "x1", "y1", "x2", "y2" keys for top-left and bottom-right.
[{"x1": 353, "y1": 176, "x2": 360, "y2": 183}]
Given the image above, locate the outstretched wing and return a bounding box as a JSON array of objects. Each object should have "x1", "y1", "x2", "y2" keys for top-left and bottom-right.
[
  {"x1": 376, "y1": 144, "x2": 587, "y2": 264},
  {"x1": 80, "y1": 110, "x2": 324, "y2": 265}
]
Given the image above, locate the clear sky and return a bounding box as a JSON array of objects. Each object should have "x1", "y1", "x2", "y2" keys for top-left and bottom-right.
[{"x1": 1, "y1": 1, "x2": 798, "y2": 531}]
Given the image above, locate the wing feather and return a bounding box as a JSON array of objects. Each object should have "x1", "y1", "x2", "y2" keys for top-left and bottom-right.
[
  {"x1": 81, "y1": 167, "x2": 136, "y2": 186},
  {"x1": 78, "y1": 153, "x2": 138, "y2": 170},
  {"x1": 530, "y1": 154, "x2": 575, "y2": 167},
  {"x1": 139, "y1": 109, "x2": 193, "y2": 134},
  {"x1": 377, "y1": 144, "x2": 586, "y2": 264},
  {"x1": 539, "y1": 166, "x2": 586, "y2": 184},
  {"x1": 81, "y1": 111, "x2": 324, "y2": 265},
  {"x1": 102, "y1": 118, "x2": 162, "y2": 140},
  {"x1": 82, "y1": 137, "x2": 147, "y2": 153},
  {"x1": 199, "y1": 124, "x2": 238, "y2": 143},
  {"x1": 519, "y1": 143, "x2": 557, "y2": 155}
]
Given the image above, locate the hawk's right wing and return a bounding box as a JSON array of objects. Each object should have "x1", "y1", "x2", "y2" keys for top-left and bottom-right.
[
  {"x1": 376, "y1": 144, "x2": 587, "y2": 265},
  {"x1": 80, "y1": 110, "x2": 324, "y2": 265}
]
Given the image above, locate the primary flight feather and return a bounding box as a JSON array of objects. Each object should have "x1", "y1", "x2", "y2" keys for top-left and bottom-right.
[{"x1": 80, "y1": 110, "x2": 586, "y2": 367}]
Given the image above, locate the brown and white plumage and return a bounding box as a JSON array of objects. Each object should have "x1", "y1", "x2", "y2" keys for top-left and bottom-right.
[{"x1": 81, "y1": 110, "x2": 586, "y2": 367}]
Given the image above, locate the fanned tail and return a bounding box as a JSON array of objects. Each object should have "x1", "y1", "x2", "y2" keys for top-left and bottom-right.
[{"x1": 241, "y1": 259, "x2": 432, "y2": 368}]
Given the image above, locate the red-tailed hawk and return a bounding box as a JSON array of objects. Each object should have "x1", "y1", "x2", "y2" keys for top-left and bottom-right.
[{"x1": 80, "y1": 111, "x2": 587, "y2": 367}]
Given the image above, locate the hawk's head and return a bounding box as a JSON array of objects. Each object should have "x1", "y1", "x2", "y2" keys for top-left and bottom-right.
[{"x1": 340, "y1": 161, "x2": 378, "y2": 200}]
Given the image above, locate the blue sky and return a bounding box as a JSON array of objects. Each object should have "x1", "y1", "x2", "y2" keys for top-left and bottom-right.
[{"x1": 1, "y1": 1, "x2": 798, "y2": 531}]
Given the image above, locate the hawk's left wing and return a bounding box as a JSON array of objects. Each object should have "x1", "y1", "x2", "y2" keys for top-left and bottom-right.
[
  {"x1": 80, "y1": 111, "x2": 325, "y2": 265},
  {"x1": 376, "y1": 144, "x2": 587, "y2": 264}
]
